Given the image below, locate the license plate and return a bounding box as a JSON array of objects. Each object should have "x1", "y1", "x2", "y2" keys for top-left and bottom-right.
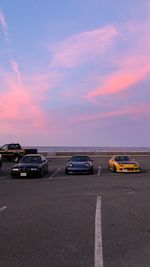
[
  {"x1": 123, "y1": 169, "x2": 128, "y2": 172},
  {"x1": 20, "y1": 173, "x2": 27, "y2": 176}
]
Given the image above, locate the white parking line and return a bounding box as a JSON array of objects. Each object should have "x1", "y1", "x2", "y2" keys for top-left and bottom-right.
[
  {"x1": 97, "y1": 166, "x2": 101, "y2": 176},
  {"x1": 48, "y1": 167, "x2": 61, "y2": 180},
  {"x1": 95, "y1": 196, "x2": 104, "y2": 267},
  {"x1": 0, "y1": 206, "x2": 7, "y2": 213}
]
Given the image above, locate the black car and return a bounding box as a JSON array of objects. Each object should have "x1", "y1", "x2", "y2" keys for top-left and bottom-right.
[
  {"x1": 65, "y1": 155, "x2": 94, "y2": 174},
  {"x1": 11, "y1": 154, "x2": 48, "y2": 178},
  {"x1": 0, "y1": 153, "x2": 2, "y2": 168}
]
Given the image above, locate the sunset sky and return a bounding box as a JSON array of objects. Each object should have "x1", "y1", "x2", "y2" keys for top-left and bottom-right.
[{"x1": 0, "y1": 0, "x2": 150, "y2": 147}]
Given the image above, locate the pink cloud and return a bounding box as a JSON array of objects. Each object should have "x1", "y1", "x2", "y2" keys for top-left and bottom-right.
[
  {"x1": 50, "y1": 25, "x2": 118, "y2": 68},
  {"x1": 86, "y1": 65, "x2": 150, "y2": 98},
  {"x1": 25, "y1": 71, "x2": 65, "y2": 94},
  {"x1": 86, "y1": 21, "x2": 150, "y2": 99},
  {"x1": 0, "y1": 67, "x2": 70, "y2": 139},
  {"x1": 74, "y1": 104, "x2": 150, "y2": 123},
  {"x1": 0, "y1": 73, "x2": 52, "y2": 134}
]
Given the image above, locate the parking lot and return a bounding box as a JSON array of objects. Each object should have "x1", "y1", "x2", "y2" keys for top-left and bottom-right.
[{"x1": 0, "y1": 155, "x2": 150, "y2": 267}]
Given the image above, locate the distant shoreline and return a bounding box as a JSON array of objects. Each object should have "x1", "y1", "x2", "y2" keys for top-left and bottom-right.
[
  {"x1": 41, "y1": 151, "x2": 150, "y2": 158},
  {"x1": 24, "y1": 146, "x2": 150, "y2": 154}
]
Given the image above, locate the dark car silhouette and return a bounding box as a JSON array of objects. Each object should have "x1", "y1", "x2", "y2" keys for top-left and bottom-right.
[{"x1": 11, "y1": 154, "x2": 48, "y2": 178}]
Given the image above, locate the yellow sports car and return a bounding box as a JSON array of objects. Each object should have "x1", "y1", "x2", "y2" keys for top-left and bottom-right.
[{"x1": 108, "y1": 155, "x2": 140, "y2": 173}]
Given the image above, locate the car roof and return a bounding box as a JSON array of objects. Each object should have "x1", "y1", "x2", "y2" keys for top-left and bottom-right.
[
  {"x1": 113, "y1": 155, "x2": 129, "y2": 159},
  {"x1": 23, "y1": 154, "x2": 42, "y2": 157},
  {"x1": 71, "y1": 155, "x2": 90, "y2": 157}
]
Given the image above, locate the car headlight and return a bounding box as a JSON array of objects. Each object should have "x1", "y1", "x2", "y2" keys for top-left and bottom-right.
[
  {"x1": 67, "y1": 163, "x2": 73, "y2": 167},
  {"x1": 85, "y1": 163, "x2": 90, "y2": 167},
  {"x1": 12, "y1": 168, "x2": 19, "y2": 171},
  {"x1": 30, "y1": 168, "x2": 38, "y2": 171}
]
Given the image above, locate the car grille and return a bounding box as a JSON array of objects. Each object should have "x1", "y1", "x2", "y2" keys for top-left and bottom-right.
[{"x1": 20, "y1": 167, "x2": 29, "y2": 172}]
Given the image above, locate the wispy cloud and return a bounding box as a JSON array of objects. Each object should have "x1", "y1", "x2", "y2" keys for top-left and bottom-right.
[
  {"x1": 0, "y1": 69, "x2": 66, "y2": 136},
  {"x1": 50, "y1": 25, "x2": 118, "y2": 68},
  {"x1": 10, "y1": 60, "x2": 22, "y2": 86},
  {"x1": 0, "y1": 73, "x2": 48, "y2": 132},
  {"x1": 74, "y1": 104, "x2": 150, "y2": 123},
  {"x1": 86, "y1": 63, "x2": 150, "y2": 98},
  {"x1": 85, "y1": 21, "x2": 150, "y2": 99},
  {"x1": 0, "y1": 9, "x2": 22, "y2": 86},
  {"x1": 0, "y1": 10, "x2": 8, "y2": 37}
]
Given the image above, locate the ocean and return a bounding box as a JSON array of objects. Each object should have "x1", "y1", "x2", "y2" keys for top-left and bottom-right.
[{"x1": 26, "y1": 146, "x2": 150, "y2": 153}]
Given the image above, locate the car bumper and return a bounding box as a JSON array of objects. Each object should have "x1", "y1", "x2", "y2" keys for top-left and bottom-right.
[
  {"x1": 116, "y1": 168, "x2": 140, "y2": 173},
  {"x1": 65, "y1": 167, "x2": 93, "y2": 174},
  {"x1": 11, "y1": 170, "x2": 41, "y2": 177}
]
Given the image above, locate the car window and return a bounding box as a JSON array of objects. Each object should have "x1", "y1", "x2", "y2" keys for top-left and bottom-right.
[
  {"x1": 20, "y1": 156, "x2": 42, "y2": 163},
  {"x1": 2, "y1": 145, "x2": 8, "y2": 150},
  {"x1": 71, "y1": 156, "x2": 90, "y2": 162},
  {"x1": 115, "y1": 156, "x2": 129, "y2": 161}
]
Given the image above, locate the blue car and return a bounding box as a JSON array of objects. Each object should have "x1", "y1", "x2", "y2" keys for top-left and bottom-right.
[{"x1": 65, "y1": 155, "x2": 94, "y2": 174}]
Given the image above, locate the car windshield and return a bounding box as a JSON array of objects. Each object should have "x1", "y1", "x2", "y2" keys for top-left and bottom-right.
[
  {"x1": 71, "y1": 156, "x2": 90, "y2": 162},
  {"x1": 20, "y1": 156, "x2": 42, "y2": 164},
  {"x1": 115, "y1": 156, "x2": 130, "y2": 161}
]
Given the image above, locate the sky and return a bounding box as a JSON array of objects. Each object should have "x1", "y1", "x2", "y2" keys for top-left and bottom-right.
[{"x1": 0, "y1": 0, "x2": 150, "y2": 147}]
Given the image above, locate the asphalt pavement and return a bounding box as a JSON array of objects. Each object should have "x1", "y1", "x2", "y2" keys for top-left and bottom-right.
[{"x1": 0, "y1": 156, "x2": 150, "y2": 267}]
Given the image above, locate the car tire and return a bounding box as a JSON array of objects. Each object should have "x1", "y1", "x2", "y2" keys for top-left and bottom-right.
[
  {"x1": 90, "y1": 167, "x2": 94, "y2": 174},
  {"x1": 38, "y1": 170, "x2": 43, "y2": 178},
  {"x1": 65, "y1": 168, "x2": 69, "y2": 174},
  {"x1": 112, "y1": 165, "x2": 116, "y2": 172}
]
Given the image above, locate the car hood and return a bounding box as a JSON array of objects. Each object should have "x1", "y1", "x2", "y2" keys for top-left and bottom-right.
[
  {"x1": 117, "y1": 161, "x2": 138, "y2": 164},
  {"x1": 67, "y1": 161, "x2": 92, "y2": 165},
  {"x1": 12, "y1": 163, "x2": 42, "y2": 168}
]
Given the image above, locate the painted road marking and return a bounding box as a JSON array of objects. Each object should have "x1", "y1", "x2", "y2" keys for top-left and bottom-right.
[
  {"x1": 0, "y1": 206, "x2": 7, "y2": 213},
  {"x1": 97, "y1": 166, "x2": 101, "y2": 176},
  {"x1": 95, "y1": 196, "x2": 104, "y2": 267},
  {"x1": 48, "y1": 167, "x2": 61, "y2": 180}
]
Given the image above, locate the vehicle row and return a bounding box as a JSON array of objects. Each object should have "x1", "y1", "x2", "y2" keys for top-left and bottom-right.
[
  {"x1": 8, "y1": 154, "x2": 141, "y2": 178},
  {"x1": 65, "y1": 155, "x2": 141, "y2": 174}
]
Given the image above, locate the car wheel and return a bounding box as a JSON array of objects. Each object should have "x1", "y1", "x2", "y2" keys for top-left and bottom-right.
[
  {"x1": 90, "y1": 167, "x2": 94, "y2": 174},
  {"x1": 112, "y1": 165, "x2": 116, "y2": 172},
  {"x1": 38, "y1": 170, "x2": 43, "y2": 178},
  {"x1": 65, "y1": 168, "x2": 69, "y2": 174}
]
